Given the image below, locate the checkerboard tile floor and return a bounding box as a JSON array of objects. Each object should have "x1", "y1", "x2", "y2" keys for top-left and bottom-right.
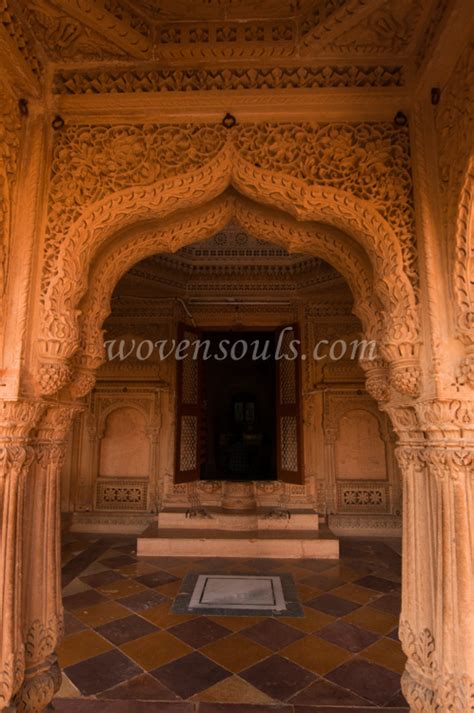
[{"x1": 55, "y1": 536, "x2": 408, "y2": 712}]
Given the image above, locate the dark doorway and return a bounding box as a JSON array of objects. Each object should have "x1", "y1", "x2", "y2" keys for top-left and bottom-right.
[{"x1": 200, "y1": 330, "x2": 277, "y2": 481}]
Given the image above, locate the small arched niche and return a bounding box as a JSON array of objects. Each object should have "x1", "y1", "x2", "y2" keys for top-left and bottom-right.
[
  {"x1": 99, "y1": 406, "x2": 150, "y2": 478},
  {"x1": 335, "y1": 408, "x2": 387, "y2": 480}
]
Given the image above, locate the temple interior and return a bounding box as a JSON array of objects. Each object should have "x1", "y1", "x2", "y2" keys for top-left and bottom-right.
[{"x1": 0, "y1": 0, "x2": 472, "y2": 711}]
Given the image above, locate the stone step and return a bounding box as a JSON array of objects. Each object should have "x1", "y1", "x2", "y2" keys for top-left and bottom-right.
[
  {"x1": 137, "y1": 523, "x2": 339, "y2": 559},
  {"x1": 158, "y1": 506, "x2": 319, "y2": 531}
]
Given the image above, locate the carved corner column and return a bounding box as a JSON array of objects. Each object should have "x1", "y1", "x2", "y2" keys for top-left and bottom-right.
[
  {"x1": 322, "y1": 425, "x2": 337, "y2": 514},
  {"x1": 14, "y1": 404, "x2": 81, "y2": 713},
  {"x1": 388, "y1": 399, "x2": 474, "y2": 713},
  {"x1": 0, "y1": 401, "x2": 44, "y2": 711}
]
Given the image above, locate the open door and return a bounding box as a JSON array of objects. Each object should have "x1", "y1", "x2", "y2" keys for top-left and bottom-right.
[
  {"x1": 275, "y1": 324, "x2": 304, "y2": 484},
  {"x1": 174, "y1": 323, "x2": 203, "y2": 484}
]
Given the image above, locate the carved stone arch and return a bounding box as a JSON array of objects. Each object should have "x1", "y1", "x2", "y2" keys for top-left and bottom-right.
[
  {"x1": 39, "y1": 148, "x2": 418, "y2": 351},
  {"x1": 74, "y1": 194, "x2": 384, "y2": 380},
  {"x1": 37, "y1": 149, "x2": 420, "y2": 397}
]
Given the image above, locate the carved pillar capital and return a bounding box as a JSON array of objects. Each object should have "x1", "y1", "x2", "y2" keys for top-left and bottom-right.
[
  {"x1": 414, "y1": 398, "x2": 473, "y2": 441},
  {"x1": 360, "y1": 358, "x2": 391, "y2": 402},
  {"x1": 69, "y1": 367, "x2": 97, "y2": 400}
]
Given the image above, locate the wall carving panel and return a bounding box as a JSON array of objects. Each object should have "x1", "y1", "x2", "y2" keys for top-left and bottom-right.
[{"x1": 0, "y1": 83, "x2": 22, "y2": 304}]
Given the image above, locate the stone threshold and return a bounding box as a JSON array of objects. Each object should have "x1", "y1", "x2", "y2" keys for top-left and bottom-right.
[{"x1": 53, "y1": 699, "x2": 409, "y2": 712}]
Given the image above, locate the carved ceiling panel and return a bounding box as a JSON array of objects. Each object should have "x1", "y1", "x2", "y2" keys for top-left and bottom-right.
[
  {"x1": 138, "y1": 0, "x2": 311, "y2": 21},
  {"x1": 18, "y1": 0, "x2": 438, "y2": 68},
  {"x1": 25, "y1": 0, "x2": 130, "y2": 60},
  {"x1": 113, "y1": 224, "x2": 348, "y2": 299},
  {"x1": 318, "y1": 0, "x2": 426, "y2": 56}
]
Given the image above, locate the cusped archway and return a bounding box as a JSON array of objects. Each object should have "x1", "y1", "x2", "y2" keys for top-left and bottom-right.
[{"x1": 36, "y1": 146, "x2": 420, "y2": 400}]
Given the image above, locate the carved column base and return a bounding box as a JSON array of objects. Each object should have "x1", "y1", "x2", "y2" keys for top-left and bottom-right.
[
  {"x1": 13, "y1": 655, "x2": 61, "y2": 713},
  {"x1": 402, "y1": 650, "x2": 474, "y2": 713},
  {"x1": 402, "y1": 664, "x2": 435, "y2": 713}
]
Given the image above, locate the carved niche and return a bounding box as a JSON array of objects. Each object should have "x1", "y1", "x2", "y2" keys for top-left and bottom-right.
[
  {"x1": 71, "y1": 384, "x2": 164, "y2": 513},
  {"x1": 323, "y1": 391, "x2": 399, "y2": 515}
]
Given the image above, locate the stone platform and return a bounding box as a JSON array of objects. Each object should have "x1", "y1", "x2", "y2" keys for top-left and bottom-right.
[{"x1": 137, "y1": 509, "x2": 339, "y2": 559}]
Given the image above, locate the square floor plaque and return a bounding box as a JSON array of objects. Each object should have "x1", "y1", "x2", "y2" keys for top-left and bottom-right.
[
  {"x1": 172, "y1": 571, "x2": 304, "y2": 617},
  {"x1": 189, "y1": 575, "x2": 286, "y2": 611}
]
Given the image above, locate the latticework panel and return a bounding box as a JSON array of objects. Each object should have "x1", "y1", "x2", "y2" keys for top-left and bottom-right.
[
  {"x1": 281, "y1": 415, "x2": 298, "y2": 472},
  {"x1": 337, "y1": 481, "x2": 389, "y2": 513},
  {"x1": 179, "y1": 415, "x2": 197, "y2": 471},
  {"x1": 279, "y1": 331, "x2": 297, "y2": 404},
  {"x1": 95, "y1": 479, "x2": 148, "y2": 511},
  {"x1": 181, "y1": 353, "x2": 198, "y2": 404}
]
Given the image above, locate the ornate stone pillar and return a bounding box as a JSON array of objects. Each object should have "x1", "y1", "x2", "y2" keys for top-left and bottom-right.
[
  {"x1": 14, "y1": 404, "x2": 81, "y2": 713},
  {"x1": 387, "y1": 399, "x2": 474, "y2": 713},
  {"x1": 0, "y1": 401, "x2": 44, "y2": 710}
]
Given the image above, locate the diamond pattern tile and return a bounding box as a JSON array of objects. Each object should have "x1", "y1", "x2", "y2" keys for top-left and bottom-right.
[
  {"x1": 152, "y1": 652, "x2": 231, "y2": 698},
  {"x1": 57, "y1": 535, "x2": 404, "y2": 708},
  {"x1": 169, "y1": 617, "x2": 232, "y2": 648},
  {"x1": 240, "y1": 618, "x2": 304, "y2": 651},
  {"x1": 240, "y1": 654, "x2": 315, "y2": 700}
]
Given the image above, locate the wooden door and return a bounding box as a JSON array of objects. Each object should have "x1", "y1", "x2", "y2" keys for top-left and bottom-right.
[
  {"x1": 275, "y1": 324, "x2": 304, "y2": 484},
  {"x1": 174, "y1": 323, "x2": 203, "y2": 484}
]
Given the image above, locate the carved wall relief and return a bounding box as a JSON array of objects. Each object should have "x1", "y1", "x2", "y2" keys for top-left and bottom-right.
[{"x1": 435, "y1": 43, "x2": 474, "y2": 362}]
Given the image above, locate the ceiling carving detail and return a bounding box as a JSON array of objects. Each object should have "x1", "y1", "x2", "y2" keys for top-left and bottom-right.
[
  {"x1": 12, "y1": 0, "x2": 438, "y2": 71},
  {"x1": 53, "y1": 63, "x2": 404, "y2": 94},
  {"x1": 1, "y1": 0, "x2": 44, "y2": 78},
  {"x1": 117, "y1": 223, "x2": 346, "y2": 298}
]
